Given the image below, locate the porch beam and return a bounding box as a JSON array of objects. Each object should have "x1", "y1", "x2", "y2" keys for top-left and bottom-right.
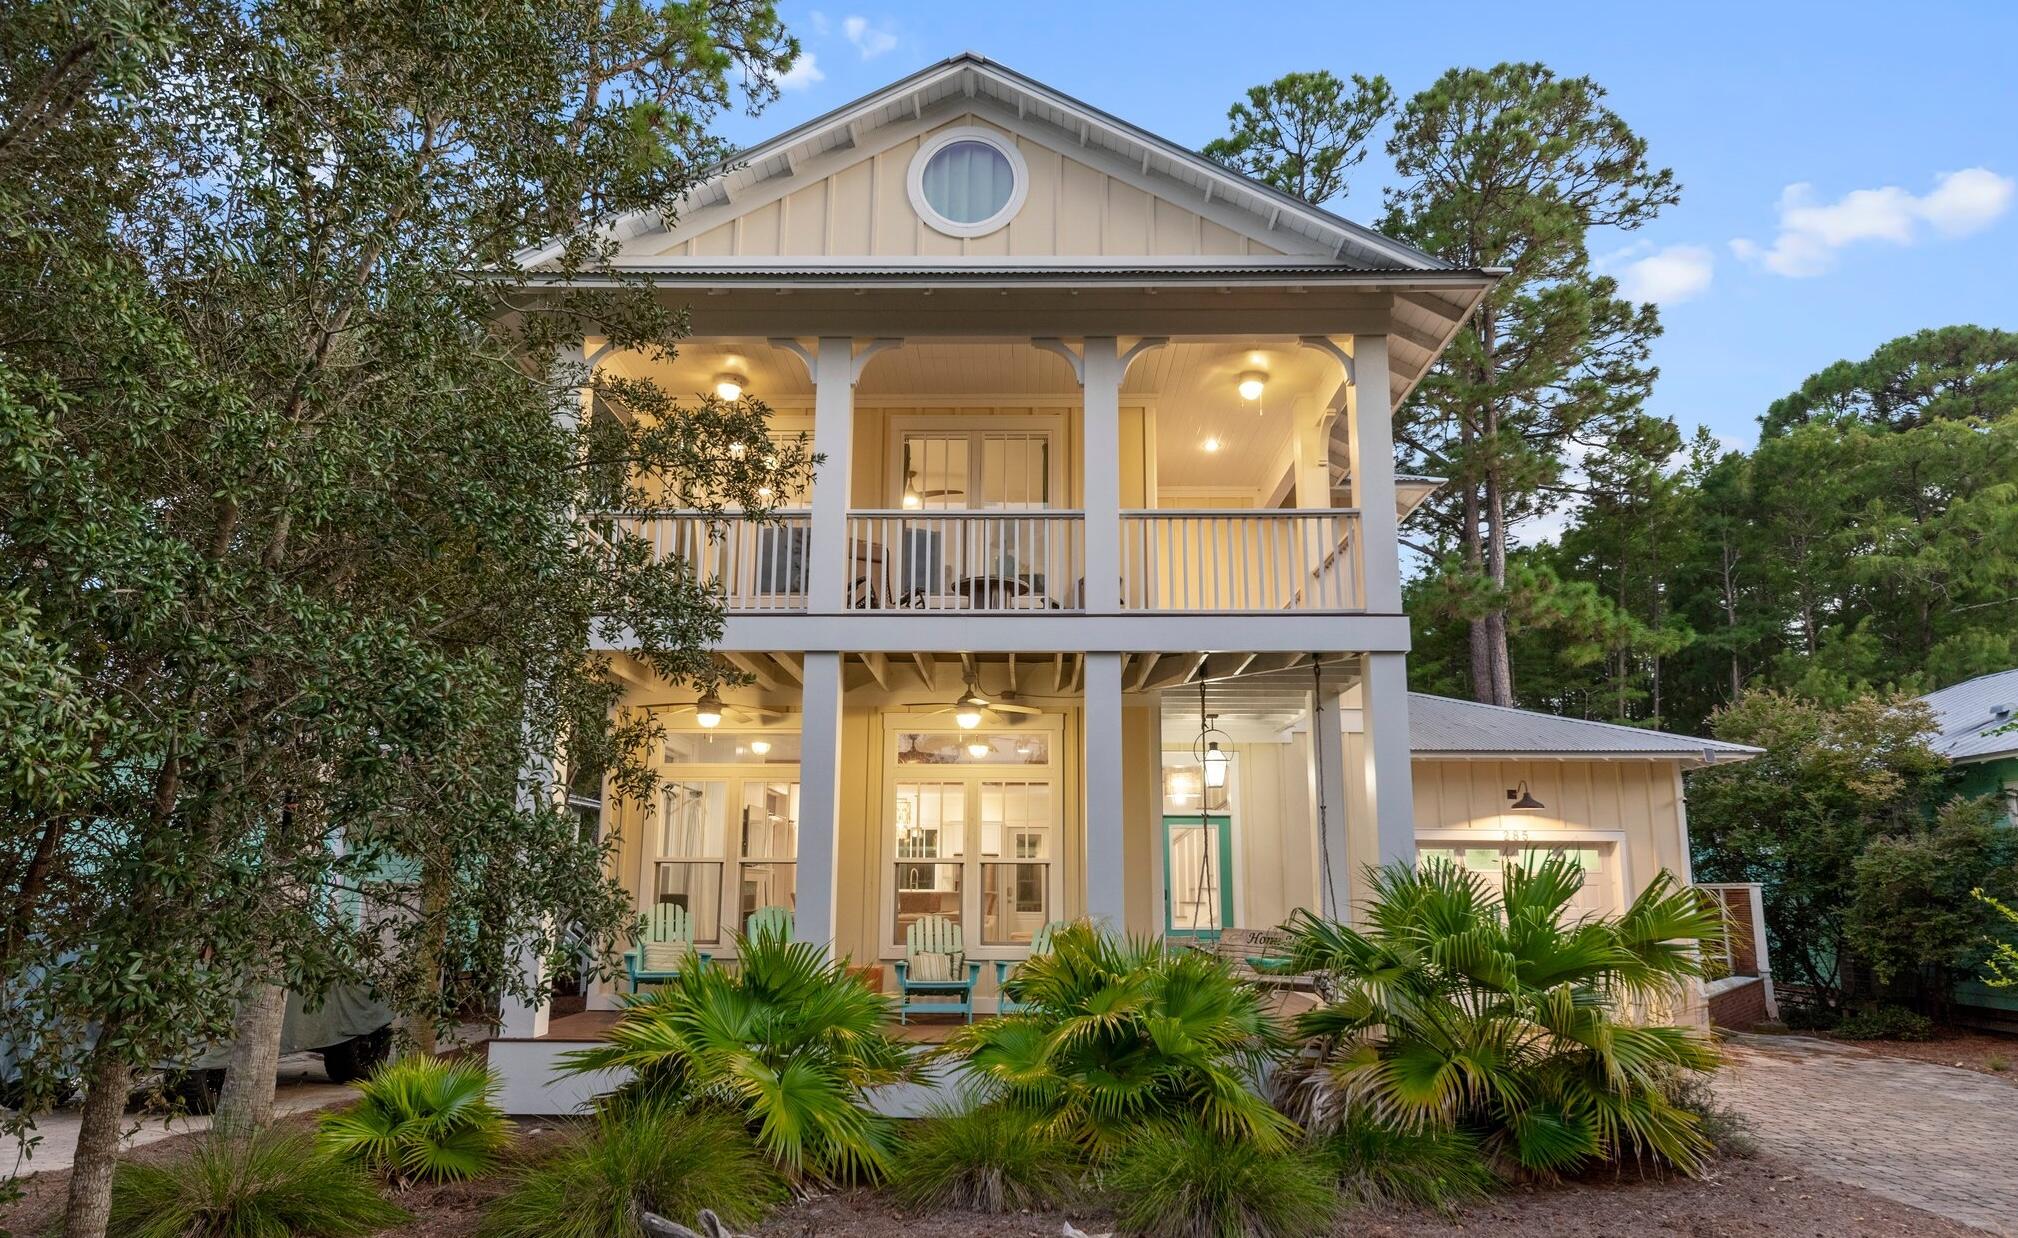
[
  {"x1": 1129, "y1": 652, "x2": 1162, "y2": 691},
  {"x1": 911, "y1": 650, "x2": 935, "y2": 687},
  {"x1": 1082, "y1": 336, "x2": 1123, "y2": 614},
  {"x1": 859, "y1": 651, "x2": 891, "y2": 690},
  {"x1": 795, "y1": 652, "x2": 844, "y2": 952},
  {"x1": 1346, "y1": 334, "x2": 1403, "y2": 613},
  {"x1": 1360, "y1": 651, "x2": 1417, "y2": 870},
  {"x1": 769, "y1": 651, "x2": 804, "y2": 685},
  {"x1": 721, "y1": 652, "x2": 779, "y2": 692},
  {"x1": 1084, "y1": 652, "x2": 1127, "y2": 927}
]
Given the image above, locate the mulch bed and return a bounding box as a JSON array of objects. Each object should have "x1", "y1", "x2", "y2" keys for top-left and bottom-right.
[
  {"x1": 5, "y1": 1125, "x2": 1993, "y2": 1237},
  {"x1": 1819, "y1": 1026, "x2": 2018, "y2": 1083}
]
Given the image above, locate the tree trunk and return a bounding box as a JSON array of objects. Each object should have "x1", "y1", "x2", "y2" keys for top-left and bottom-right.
[
  {"x1": 62, "y1": 1046, "x2": 132, "y2": 1238},
  {"x1": 401, "y1": 852, "x2": 454, "y2": 1057},
  {"x1": 214, "y1": 979, "x2": 287, "y2": 1138}
]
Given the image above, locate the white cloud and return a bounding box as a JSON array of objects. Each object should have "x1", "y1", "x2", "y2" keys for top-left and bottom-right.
[
  {"x1": 806, "y1": 10, "x2": 830, "y2": 34},
  {"x1": 842, "y1": 15, "x2": 897, "y2": 58},
  {"x1": 777, "y1": 50, "x2": 824, "y2": 91},
  {"x1": 1732, "y1": 168, "x2": 2015, "y2": 277},
  {"x1": 1602, "y1": 243, "x2": 1715, "y2": 305}
]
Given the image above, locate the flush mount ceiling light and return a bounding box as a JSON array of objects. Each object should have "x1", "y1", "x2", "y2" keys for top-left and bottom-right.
[
  {"x1": 1200, "y1": 436, "x2": 1222, "y2": 453},
  {"x1": 1507, "y1": 780, "x2": 1545, "y2": 811},
  {"x1": 749, "y1": 738, "x2": 771, "y2": 755},
  {"x1": 713, "y1": 371, "x2": 747, "y2": 401},
  {"x1": 965, "y1": 738, "x2": 992, "y2": 758},
  {"x1": 694, "y1": 690, "x2": 723, "y2": 729},
  {"x1": 1236, "y1": 370, "x2": 1268, "y2": 402}
]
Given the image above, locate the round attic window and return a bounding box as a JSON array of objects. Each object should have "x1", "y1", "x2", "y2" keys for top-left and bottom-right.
[{"x1": 908, "y1": 128, "x2": 1028, "y2": 238}]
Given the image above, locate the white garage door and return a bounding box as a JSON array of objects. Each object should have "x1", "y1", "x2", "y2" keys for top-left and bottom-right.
[{"x1": 1416, "y1": 840, "x2": 1622, "y2": 920}]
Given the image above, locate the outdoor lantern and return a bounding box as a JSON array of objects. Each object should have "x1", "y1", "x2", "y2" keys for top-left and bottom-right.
[
  {"x1": 694, "y1": 691, "x2": 724, "y2": 729},
  {"x1": 1507, "y1": 780, "x2": 1545, "y2": 810},
  {"x1": 714, "y1": 371, "x2": 746, "y2": 400},
  {"x1": 1203, "y1": 740, "x2": 1228, "y2": 789},
  {"x1": 1237, "y1": 370, "x2": 1268, "y2": 402}
]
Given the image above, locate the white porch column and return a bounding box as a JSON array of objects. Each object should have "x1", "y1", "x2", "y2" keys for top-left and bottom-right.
[
  {"x1": 1083, "y1": 651, "x2": 1127, "y2": 927},
  {"x1": 1345, "y1": 334, "x2": 1403, "y2": 613},
  {"x1": 1308, "y1": 685, "x2": 1353, "y2": 921},
  {"x1": 805, "y1": 337, "x2": 855, "y2": 613},
  {"x1": 1081, "y1": 337, "x2": 1122, "y2": 613},
  {"x1": 794, "y1": 651, "x2": 844, "y2": 950},
  {"x1": 1361, "y1": 651, "x2": 1417, "y2": 870}
]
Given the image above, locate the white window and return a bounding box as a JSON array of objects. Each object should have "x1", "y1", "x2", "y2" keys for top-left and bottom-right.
[
  {"x1": 650, "y1": 733, "x2": 799, "y2": 946},
  {"x1": 886, "y1": 725, "x2": 1062, "y2": 952},
  {"x1": 908, "y1": 128, "x2": 1028, "y2": 238}
]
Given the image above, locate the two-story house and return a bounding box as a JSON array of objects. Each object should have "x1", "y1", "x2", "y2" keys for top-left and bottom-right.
[{"x1": 488, "y1": 55, "x2": 1760, "y2": 1106}]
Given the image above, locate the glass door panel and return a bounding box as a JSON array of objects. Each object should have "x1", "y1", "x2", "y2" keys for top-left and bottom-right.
[{"x1": 1163, "y1": 814, "x2": 1232, "y2": 938}]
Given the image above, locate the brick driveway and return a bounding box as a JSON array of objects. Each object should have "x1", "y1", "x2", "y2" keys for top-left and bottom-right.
[{"x1": 1715, "y1": 1033, "x2": 2017, "y2": 1236}]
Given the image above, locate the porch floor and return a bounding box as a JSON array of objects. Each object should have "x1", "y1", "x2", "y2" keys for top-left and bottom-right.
[{"x1": 536, "y1": 987, "x2": 1320, "y2": 1046}]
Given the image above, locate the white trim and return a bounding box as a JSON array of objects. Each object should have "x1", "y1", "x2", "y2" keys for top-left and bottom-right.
[{"x1": 906, "y1": 126, "x2": 1030, "y2": 240}]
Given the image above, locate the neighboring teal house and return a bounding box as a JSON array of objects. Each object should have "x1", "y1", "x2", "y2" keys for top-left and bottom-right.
[{"x1": 1920, "y1": 669, "x2": 2018, "y2": 1021}]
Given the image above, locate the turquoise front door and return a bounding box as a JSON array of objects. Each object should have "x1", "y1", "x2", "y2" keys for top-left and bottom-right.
[{"x1": 1162, "y1": 814, "x2": 1233, "y2": 938}]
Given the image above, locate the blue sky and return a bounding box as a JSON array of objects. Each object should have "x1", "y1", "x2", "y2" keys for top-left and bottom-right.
[{"x1": 713, "y1": 0, "x2": 2017, "y2": 455}]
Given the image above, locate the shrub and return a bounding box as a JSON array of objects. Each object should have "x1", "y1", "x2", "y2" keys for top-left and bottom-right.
[
  {"x1": 1281, "y1": 857, "x2": 1725, "y2": 1178},
  {"x1": 943, "y1": 923, "x2": 1291, "y2": 1160},
  {"x1": 1313, "y1": 1115, "x2": 1494, "y2": 1210},
  {"x1": 891, "y1": 1103, "x2": 1083, "y2": 1213},
  {"x1": 1779, "y1": 998, "x2": 1841, "y2": 1032},
  {"x1": 1102, "y1": 1121, "x2": 1336, "y2": 1238},
  {"x1": 318, "y1": 1055, "x2": 511, "y2": 1186},
  {"x1": 108, "y1": 1130, "x2": 408, "y2": 1238},
  {"x1": 561, "y1": 928, "x2": 913, "y2": 1184},
  {"x1": 482, "y1": 1104, "x2": 784, "y2": 1238},
  {"x1": 1661, "y1": 1071, "x2": 1758, "y2": 1160},
  {"x1": 1834, "y1": 1005, "x2": 1935, "y2": 1041}
]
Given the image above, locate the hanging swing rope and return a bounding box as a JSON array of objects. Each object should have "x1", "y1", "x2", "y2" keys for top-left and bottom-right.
[{"x1": 1311, "y1": 655, "x2": 1338, "y2": 922}]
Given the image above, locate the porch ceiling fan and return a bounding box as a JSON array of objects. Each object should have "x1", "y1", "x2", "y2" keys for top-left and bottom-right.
[
  {"x1": 928, "y1": 675, "x2": 1041, "y2": 728},
  {"x1": 654, "y1": 691, "x2": 784, "y2": 729}
]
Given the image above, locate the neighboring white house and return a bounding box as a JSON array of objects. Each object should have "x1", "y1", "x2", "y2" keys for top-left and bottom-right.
[{"x1": 489, "y1": 56, "x2": 1757, "y2": 1098}]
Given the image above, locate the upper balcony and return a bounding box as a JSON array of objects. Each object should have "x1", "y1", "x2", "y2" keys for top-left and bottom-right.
[{"x1": 589, "y1": 337, "x2": 1416, "y2": 622}]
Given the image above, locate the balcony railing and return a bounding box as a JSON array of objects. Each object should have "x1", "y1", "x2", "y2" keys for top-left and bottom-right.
[
  {"x1": 602, "y1": 508, "x2": 1365, "y2": 615},
  {"x1": 602, "y1": 511, "x2": 812, "y2": 612},
  {"x1": 846, "y1": 510, "x2": 1085, "y2": 612},
  {"x1": 1120, "y1": 509, "x2": 1364, "y2": 612}
]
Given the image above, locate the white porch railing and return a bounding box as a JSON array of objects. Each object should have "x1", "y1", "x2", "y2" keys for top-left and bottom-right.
[
  {"x1": 845, "y1": 510, "x2": 1085, "y2": 611},
  {"x1": 1120, "y1": 509, "x2": 1364, "y2": 612},
  {"x1": 601, "y1": 511, "x2": 812, "y2": 612}
]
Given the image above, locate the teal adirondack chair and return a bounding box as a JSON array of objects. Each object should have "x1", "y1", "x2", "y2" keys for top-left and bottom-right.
[
  {"x1": 993, "y1": 919, "x2": 1070, "y2": 1015},
  {"x1": 892, "y1": 915, "x2": 982, "y2": 1024},
  {"x1": 744, "y1": 905, "x2": 794, "y2": 940},
  {"x1": 623, "y1": 903, "x2": 711, "y2": 992}
]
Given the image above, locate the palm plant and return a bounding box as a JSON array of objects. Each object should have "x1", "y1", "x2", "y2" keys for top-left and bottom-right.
[
  {"x1": 1279, "y1": 855, "x2": 1725, "y2": 1177},
  {"x1": 890, "y1": 1102, "x2": 1084, "y2": 1213},
  {"x1": 317, "y1": 1055, "x2": 512, "y2": 1187},
  {"x1": 941, "y1": 922, "x2": 1291, "y2": 1159},
  {"x1": 560, "y1": 927, "x2": 914, "y2": 1184}
]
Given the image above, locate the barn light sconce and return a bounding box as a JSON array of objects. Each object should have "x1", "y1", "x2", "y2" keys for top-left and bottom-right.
[{"x1": 1507, "y1": 781, "x2": 1544, "y2": 811}]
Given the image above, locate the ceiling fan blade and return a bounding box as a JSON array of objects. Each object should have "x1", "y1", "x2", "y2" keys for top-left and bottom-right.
[{"x1": 990, "y1": 701, "x2": 1041, "y2": 715}]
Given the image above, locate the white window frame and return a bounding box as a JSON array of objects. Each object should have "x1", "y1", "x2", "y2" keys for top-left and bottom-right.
[
  {"x1": 1412, "y1": 826, "x2": 1633, "y2": 917},
  {"x1": 647, "y1": 731, "x2": 801, "y2": 954},
  {"x1": 886, "y1": 414, "x2": 1068, "y2": 511},
  {"x1": 879, "y1": 712, "x2": 1066, "y2": 960},
  {"x1": 907, "y1": 126, "x2": 1030, "y2": 239}
]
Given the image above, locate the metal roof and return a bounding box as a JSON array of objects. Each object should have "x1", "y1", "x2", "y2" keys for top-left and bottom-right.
[
  {"x1": 1918, "y1": 669, "x2": 2018, "y2": 764},
  {"x1": 1406, "y1": 694, "x2": 1762, "y2": 766}
]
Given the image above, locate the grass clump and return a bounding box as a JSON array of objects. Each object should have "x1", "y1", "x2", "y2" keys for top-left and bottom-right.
[
  {"x1": 318, "y1": 1055, "x2": 512, "y2": 1187},
  {"x1": 891, "y1": 1103, "x2": 1083, "y2": 1213},
  {"x1": 482, "y1": 1103, "x2": 784, "y2": 1238},
  {"x1": 1313, "y1": 1115, "x2": 1494, "y2": 1210},
  {"x1": 1101, "y1": 1121, "x2": 1336, "y2": 1238},
  {"x1": 108, "y1": 1130, "x2": 407, "y2": 1238}
]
